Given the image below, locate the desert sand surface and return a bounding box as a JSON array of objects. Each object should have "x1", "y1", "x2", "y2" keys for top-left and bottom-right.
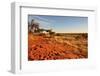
[{"x1": 28, "y1": 32, "x2": 88, "y2": 61}]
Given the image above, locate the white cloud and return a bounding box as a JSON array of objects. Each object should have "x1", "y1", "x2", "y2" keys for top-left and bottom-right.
[
  {"x1": 32, "y1": 15, "x2": 54, "y2": 23},
  {"x1": 34, "y1": 19, "x2": 52, "y2": 29},
  {"x1": 31, "y1": 16, "x2": 54, "y2": 29}
]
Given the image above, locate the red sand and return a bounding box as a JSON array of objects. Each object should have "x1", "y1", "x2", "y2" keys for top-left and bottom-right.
[{"x1": 28, "y1": 33, "x2": 87, "y2": 61}]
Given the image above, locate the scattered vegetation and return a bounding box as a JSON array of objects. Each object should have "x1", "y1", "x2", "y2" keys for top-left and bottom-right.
[{"x1": 28, "y1": 19, "x2": 88, "y2": 61}]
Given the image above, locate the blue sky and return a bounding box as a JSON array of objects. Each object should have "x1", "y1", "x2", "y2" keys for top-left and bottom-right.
[{"x1": 28, "y1": 15, "x2": 88, "y2": 33}]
